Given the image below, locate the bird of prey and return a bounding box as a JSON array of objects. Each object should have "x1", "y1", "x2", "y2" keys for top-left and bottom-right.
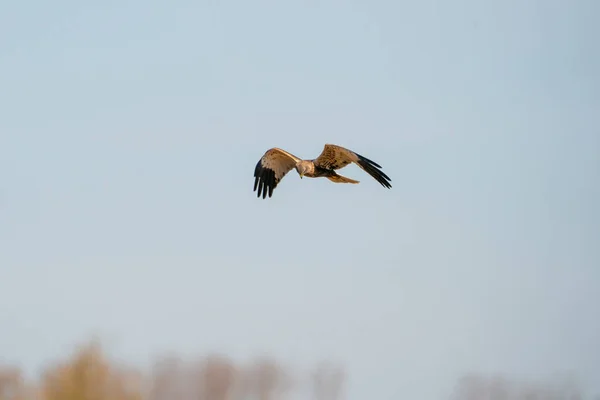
[{"x1": 253, "y1": 143, "x2": 392, "y2": 199}]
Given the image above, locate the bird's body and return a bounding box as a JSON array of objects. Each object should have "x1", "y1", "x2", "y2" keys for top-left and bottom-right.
[
  {"x1": 294, "y1": 161, "x2": 361, "y2": 184},
  {"x1": 253, "y1": 143, "x2": 391, "y2": 199}
]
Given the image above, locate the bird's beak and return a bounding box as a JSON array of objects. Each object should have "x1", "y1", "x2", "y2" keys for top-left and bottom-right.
[{"x1": 299, "y1": 173, "x2": 303, "y2": 179}]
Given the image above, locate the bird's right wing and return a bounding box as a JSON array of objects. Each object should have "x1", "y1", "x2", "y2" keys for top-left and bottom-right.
[
  {"x1": 314, "y1": 144, "x2": 392, "y2": 189},
  {"x1": 253, "y1": 148, "x2": 302, "y2": 198}
]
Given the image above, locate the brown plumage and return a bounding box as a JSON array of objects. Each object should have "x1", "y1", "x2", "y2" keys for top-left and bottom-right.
[{"x1": 253, "y1": 144, "x2": 392, "y2": 199}]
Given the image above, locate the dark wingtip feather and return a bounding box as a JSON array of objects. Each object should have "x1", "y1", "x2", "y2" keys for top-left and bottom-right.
[
  {"x1": 354, "y1": 152, "x2": 383, "y2": 169},
  {"x1": 253, "y1": 176, "x2": 259, "y2": 192},
  {"x1": 253, "y1": 159, "x2": 278, "y2": 199},
  {"x1": 355, "y1": 153, "x2": 392, "y2": 189}
]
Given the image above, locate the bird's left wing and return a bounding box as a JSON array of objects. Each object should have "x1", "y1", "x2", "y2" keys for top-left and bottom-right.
[
  {"x1": 313, "y1": 144, "x2": 392, "y2": 188},
  {"x1": 253, "y1": 148, "x2": 302, "y2": 198}
]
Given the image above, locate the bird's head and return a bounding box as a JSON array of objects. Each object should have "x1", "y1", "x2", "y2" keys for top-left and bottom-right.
[{"x1": 295, "y1": 161, "x2": 312, "y2": 179}]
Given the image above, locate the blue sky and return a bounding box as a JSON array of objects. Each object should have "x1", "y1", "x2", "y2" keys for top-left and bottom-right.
[{"x1": 1, "y1": 0, "x2": 599, "y2": 398}]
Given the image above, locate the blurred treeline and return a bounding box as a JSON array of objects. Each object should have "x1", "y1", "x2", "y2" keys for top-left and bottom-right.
[
  {"x1": 1, "y1": 340, "x2": 596, "y2": 400},
  {"x1": 450, "y1": 372, "x2": 596, "y2": 400},
  {"x1": 0, "y1": 340, "x2": 346, "y2": 400}
]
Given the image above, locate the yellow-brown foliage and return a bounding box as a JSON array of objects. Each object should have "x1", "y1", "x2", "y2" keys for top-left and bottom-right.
[
  {"x1": 16, "y1": 338, "x2": 596, "y2": 400},
  {"x1": 4, "y1": 339, "x2": 346, "y2": 400},
  {"x1": 40, "y1": 341, "x2": 142, "y2": 400}
]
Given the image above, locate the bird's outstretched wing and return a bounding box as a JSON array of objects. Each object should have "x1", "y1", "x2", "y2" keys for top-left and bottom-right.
[
  {"x1": 313, "y1": 144, "x2": 392, "y2": 188},
  {"x1": 253, "y1": 148, "x2": 302, "y2": 198}
]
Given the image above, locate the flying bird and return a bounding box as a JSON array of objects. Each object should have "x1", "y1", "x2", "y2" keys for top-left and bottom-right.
[{"x1": 253, "y1": 143, "x2": 392, "y2": 199}]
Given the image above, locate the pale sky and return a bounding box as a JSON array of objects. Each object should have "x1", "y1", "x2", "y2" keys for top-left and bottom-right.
[{"x1": 1, "y1": 0, "x2": 599, "y2": 398}]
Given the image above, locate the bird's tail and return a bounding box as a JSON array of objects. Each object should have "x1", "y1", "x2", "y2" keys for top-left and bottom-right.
[{"x1": 326, "y1": 173, "x2": 359, "y2": 184}]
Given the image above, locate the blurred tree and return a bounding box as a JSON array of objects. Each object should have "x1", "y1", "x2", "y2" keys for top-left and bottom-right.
[
  {"x1": 40, "y1": 340, "x2": 142, "y2": 400},
  {"x1": 147, "y1": 355, "x2": 185, "y2": 400},
  {"x1": 242, "y1": 358, "x2": 290, "y2": 400},
  {"x1": 452, "y1": 373, "x2": 586, "y2": 400},
  {"x1": 199, "y1": 355, "x2": 236, "y2": 400},
  {"x1": 489, "y1": 375, "x2": 510, "y2": 400},
  {"x1": 311, "y1": 362, "x2": 345, "y2": 400},
  {"x1": 451, "y1": 374, "x2": 488, "y2": 400},
  {"x1": 0, "y1": 366, "x2": 27, "y2": 400}
]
